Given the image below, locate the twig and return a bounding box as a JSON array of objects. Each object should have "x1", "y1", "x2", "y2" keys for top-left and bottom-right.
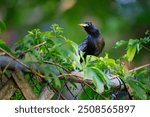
[
  {"x1": 0, "y1": 48, "x2": 29, "y2": 68},
  {"x1": 0, "y1": 51, "x2": 93, "y2": 84},
  {"x1": 58, "y1": 73, "x2": 107, "y2": 99},
  {"x1": 0, "y1": 48, "x2": 124, "y2": 98},
  {"x1": 0, "y1": 59, "x2": 13, "y2": 83},
  {"x1": 0, "y1": 48, "x2": 45, "y2": 79},
  {"x1": 1, "y1": 59, "x2": 13, "y2": 74},
  {"x1": 44, "y1": 61, "x2": 70, "y2": 72},
  {"x1": 58, "y1": 73, "x2": 93, "y2": 84},
  {"x1": 17, "y1": 41, "x2": 46, "y2": 57},
  {"x1": 83, "y1": 81, "x2": 107, "y2": 99},
  {"x1": 143, "y1": 45, "x2": 150, "y2": 52},
  {"x1": 129, "y1": 63, "x2": 150, "y2": 72}
]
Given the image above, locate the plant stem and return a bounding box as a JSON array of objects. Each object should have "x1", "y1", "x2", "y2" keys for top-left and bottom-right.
[
  {"x1": 129, "y1": 63, "x2": 150, "y2": 72},
  {"x1": 143, "y1": 45, "x2": 150, "y2": 52}
]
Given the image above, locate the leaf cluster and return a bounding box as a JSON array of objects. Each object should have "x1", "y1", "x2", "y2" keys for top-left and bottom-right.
[
  {"x1": 115, "y1": 33, "x2": 150, "y2": 99},
  {"x1": 0, "y1": 24, "x2": 150, "y2": 100}
]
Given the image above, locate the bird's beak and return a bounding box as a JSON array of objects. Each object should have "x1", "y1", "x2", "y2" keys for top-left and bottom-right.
[{"x1": 78, "y1": 23, "x2": 88, "y2": 27}]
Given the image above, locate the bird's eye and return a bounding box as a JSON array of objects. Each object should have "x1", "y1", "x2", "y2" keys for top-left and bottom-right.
[
  {"x1": 88, "y1": 22, "x2": 92, "y2": 25},
  {"x1": 87, "y1": 22, "x2": 93, "y2": 27},
  {"x1": 84, "y1": 22, "x2": 91, "y2": 26}
]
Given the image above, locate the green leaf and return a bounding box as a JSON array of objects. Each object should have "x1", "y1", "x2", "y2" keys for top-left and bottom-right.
[
  {"x1": 143, "y1": 37, "x2": 150, "y2": 43},
  {"x1": 105, "y1": 58, "x2": 116, "y2": 66},
  {"x1": 145, "y1": 30, "x2": 150, "y2": 35},
  {"x1": 50, "y1": 71, "x2": 61, "y2": 89},
  {"x1": 115, "y1": 40, "x2": 128, "y2": 48},
  {"x1": 0, "y1": 39, "x2": 11, "y2": 52},
  {"x1": 84, "y1": 67, "x2": 104, "y2": 93},
  {"x1": 136, "y1": 43, "x2": 141, "y2": 53},
  {"x1": 56, "y1": 39, "x2": 79, "y2": 60},
  {"x1": 52, "y1": 37, "x2": 66, "y2": 45},
  {"x1": 42, "y1": 64, "x2": 61, "y2": 89},
  {"x1": 0, "y1": 21, "x2": 6, "y2": 33},
  {"x1": 50, "y1": 24, "x2": 63, "y2": 36},
  {"x1": 128, "y1": 79, "x2": 147, "y2": 99},
  {"x1": 93, "y1": 75, "x2": 104, "y2": 94},
  {"x1": 91, "y1": 67, "x2": 111, "y2": 88},
  {"x1": 84, "y1": 66, "x2": 111, "y2": 94},
  {"x1": 128, "y1": 39, "x2": 138, "y2": 46},
  {"x1": 41, "y1": 31, "x2": 52, "y2": 41},
  {"x1": 67, "y1": 40, "x2": 79, "y2": 54},
  {"x1": 126, "y1": 45, "x2": 136, "y2": 62},
  {"x1": 24, "y1": 52, "x2": 38, "y2": 62}
]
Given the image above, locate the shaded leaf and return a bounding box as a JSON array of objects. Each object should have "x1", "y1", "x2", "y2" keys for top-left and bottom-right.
[
  {"x1": 136, "y1": 43, "x2": 141, "y2": 53},
  {"x1": 128, "y1": 79, "x2": 147, "y2": 99},
  {"x1": 91, "y1": 67, "x2": 111, "y2": 88},
  {"x1": 50, "y1": 71, "x2": 61, "y2": 89},
  {"x1": 84, "y1": 67, "x2": 104, "y2": 93},
  {"x1": 24, "y1": 53, "x2": 38, "y2": 62},
  {"x1": 42, "y1": 65, "x2": 61, "y2": 89},
  {"x1": 0, "y1": 21, "x2": 6, "y2": 33},
  {"x1": 0, "y1": 39, "x2": 11, "y2": 52},
  {"x1": 84, "y1": 66, "x2": 111, "y2": 94},
  {"x1": 115, "y1": 40, "x2": 128, "y2": 48},
  {"x1": 93, "y1": 76, "x2": 104, "y2": 94}
]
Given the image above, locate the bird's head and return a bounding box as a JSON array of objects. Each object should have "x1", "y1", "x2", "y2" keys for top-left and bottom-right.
[{"x1": 79, "y1": 22, "x2": 99, "y2": 36}]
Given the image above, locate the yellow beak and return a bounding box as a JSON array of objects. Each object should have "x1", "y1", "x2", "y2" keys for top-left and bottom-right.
[{"x1": 78, "y1": 23, "x2": 88, "y2": 27}]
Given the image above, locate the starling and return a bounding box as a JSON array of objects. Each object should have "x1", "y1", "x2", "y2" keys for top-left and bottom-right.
[{"x1": 78, "y1": 22, "x2": 105, "y2": 62}]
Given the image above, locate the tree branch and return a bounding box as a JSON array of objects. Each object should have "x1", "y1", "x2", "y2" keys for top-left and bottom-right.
[
  {"x1": 129, "y1": 63, "x2": 150, "y2": 72},
  {"x1": 17, "y1": 41, "x2": 46, "y2": 57},
  {"x1": 0, "y1": 55, "x2": 92, "y2": 84},
  {"x1": 0, "y1": 47, "x2": 127, "y2": 93},
  {"x1": 0, "y1": 48, "x2": 45, "y2": 79},
  {"x1": 44, "y1": 61, "x2": 70, "y2": 72}
]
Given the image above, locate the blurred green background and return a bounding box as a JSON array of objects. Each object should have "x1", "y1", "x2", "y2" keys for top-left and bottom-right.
[{"x1": 0, "y1": 0, "x2": 150, "y2": 68}]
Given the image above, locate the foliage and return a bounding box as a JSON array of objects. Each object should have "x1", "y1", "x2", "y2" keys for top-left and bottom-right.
[
  {"x1": 0, "y1": 0, "x2": 150, "y2": 73},
  {"x1": 0, "y1": 40, "x2": 11, "y2": 53},
  {"x1": 15, "y1": 24, "x2": 81, "y2": 89},
  {"x1": 10, "y1": 89, "x2": 25, "y2": 100},
  {"x1": 115, "y1": 32, "x2": 150, "y2": 99},
  {"x1": 0, "y1": 20, "x2": 6, "y2": 34},
  {"x1": 115, "y1": 33, "x2": 150, "y2": 62},
  {"x1": 1, "y1": 24, "x2": 150, "y2": 100}
]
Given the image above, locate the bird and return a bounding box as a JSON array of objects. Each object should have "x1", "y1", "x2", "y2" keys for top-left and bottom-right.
[{"x1": 78, "y1": 22, "x2": 105, "y2": 62}]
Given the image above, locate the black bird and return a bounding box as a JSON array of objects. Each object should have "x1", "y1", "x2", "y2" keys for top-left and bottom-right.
[{"x1": 78, "y1": 22, "x2": 105, "y2": 62}]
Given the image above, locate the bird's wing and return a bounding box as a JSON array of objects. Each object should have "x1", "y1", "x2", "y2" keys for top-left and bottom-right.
[
  {"x1": 78, "y1": 38, "x2": 88, "y2": 52},
  {"x1": 94, "y1": 37, "x2": 105, "y2": 56}
]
